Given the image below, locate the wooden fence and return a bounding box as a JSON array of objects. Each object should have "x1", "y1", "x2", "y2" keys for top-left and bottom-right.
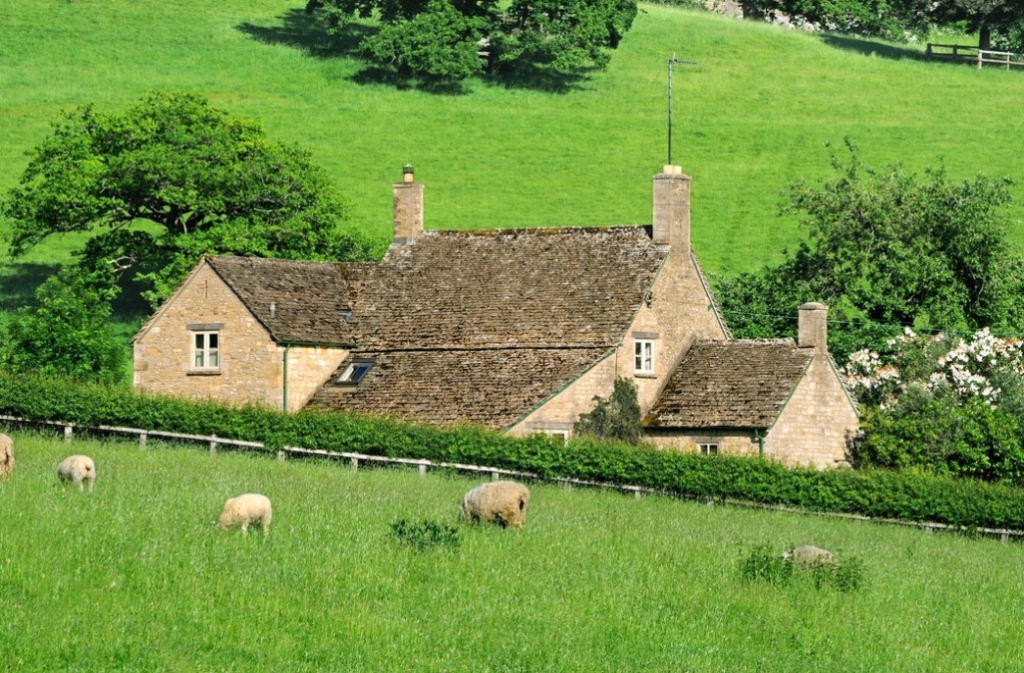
[
  {"x1": 3, "y1": 413, "x2": 1022, "y2": 542},
  {"x1": 926, "y1": 43, "x2": 1024, "y2": 70}
]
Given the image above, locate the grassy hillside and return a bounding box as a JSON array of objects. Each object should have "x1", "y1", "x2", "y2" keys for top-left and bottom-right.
[
  {"x1": 2, "y1": 432, "x2": 1024, "y2": 671},
  {"x1": 2, "y1": 0, "x2": 1024, "y2": 288}
]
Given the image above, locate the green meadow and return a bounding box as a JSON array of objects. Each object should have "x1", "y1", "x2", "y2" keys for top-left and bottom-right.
[
  {"x1": 1, "y1": 431, "x2": 1023, "y2": 671},
  {"x1": 3, "y1": 0, "x2": 1024, "y2": 290}
]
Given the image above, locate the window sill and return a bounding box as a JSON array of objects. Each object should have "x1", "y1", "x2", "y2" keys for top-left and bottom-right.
[
  {"x1": 187, "y1": 370, "x2": 222, "y2": 377},
  {"x1": 633, "y1": 373, "x2": 657, "y2": 379}
]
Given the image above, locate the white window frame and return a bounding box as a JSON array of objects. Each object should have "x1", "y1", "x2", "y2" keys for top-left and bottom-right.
[
  {"x1": 191, "y1": 331, "x2": 220, "y2": 371},
  {"x1": 542, "y1": 429, "x2": 570, "y2": 444},
  {"x1": 698, "y1": 443, "x2": 719, "y2": 456},
  {"x1": 337, "y1": 359, "x2": 374, "y2": 384},
  {"x1": 634, "y1": 338, "x2": 655, "y2": 376}
]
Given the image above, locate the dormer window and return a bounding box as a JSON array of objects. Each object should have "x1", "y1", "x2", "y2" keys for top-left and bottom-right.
[
  {"x1": 337, "y1": 359, "x2": 374, "y2": 384},
  {"x1": 634, "y1": 338, "x2": 655, "y2": 376}
]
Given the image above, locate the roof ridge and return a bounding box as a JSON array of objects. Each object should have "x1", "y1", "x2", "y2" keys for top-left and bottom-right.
[{"x1": 427, "y1": 225, "x2": 656, "y2": 238}]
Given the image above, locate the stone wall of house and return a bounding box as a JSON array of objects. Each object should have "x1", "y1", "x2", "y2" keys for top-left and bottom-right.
[
  {"x1": 764, "y1": 354, "x2": 859, "y2": 468},
  {"x1": 134, "y1": 264, "x2": 349, "y2": 412},
  {"x1": 615, "y1": 253, "x2": 728, "y2": 413},
  {"x1": 512, "y1": 251, "x2": 726, "y2": 437},
  {"x1": 283, "y1": 345, "x2": 349, "y2": 412},
  {"x1": 134, "y1": 264, "x2": 285, "y2": 409},
  {"x1": 509, "y1": 354, "x2": 617, "y2": 437},
  {"x1": 645, "y1": 430, "x2": 760, "y2": 457}
]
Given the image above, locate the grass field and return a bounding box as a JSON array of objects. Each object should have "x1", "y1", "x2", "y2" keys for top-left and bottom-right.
[
  {"x1": 2, "y1": 431, "x2": 1024, "y2": 671},
  {"x1": 3, "y1": 0, "x2": 1024, "y2": 287}
]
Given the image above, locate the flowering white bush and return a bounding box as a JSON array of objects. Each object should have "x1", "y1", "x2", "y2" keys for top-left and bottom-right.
[{"x1": 842, "y1": 327, "x2": 1024, "y2": 408}]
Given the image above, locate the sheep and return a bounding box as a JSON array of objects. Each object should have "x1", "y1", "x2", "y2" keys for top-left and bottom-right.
[
  {"x1": 57, "y1": 455, "x2": 96, "y2": 492},
  {"x1": 217, "y1": 493, "x2": 273, "y2": 536},
  {"x1": 0, "y1": 433, "x2": 13, "y2": 479},
  {"x1": 782, "y1": 545, "x2": 836, "y2": 568},
  {"x1": 461, "y1": 480, "x2": 530, "y2": 529}
]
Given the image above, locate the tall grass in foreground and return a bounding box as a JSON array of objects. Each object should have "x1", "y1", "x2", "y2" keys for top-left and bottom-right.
[{"x1": 2, "y1": 432, "x2": 1023, "y2": 671}]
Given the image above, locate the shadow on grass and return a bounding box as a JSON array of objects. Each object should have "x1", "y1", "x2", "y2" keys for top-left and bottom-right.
[
  {"x1": 236, "y1": 9, "x2": 368, "y2": 61},
  {"x1": 237, "y1": 8, "x2": 592, "y2": 94},
  {"x1": 815, "y1": 33, "x2": 968, "y2": 65},
  {"x1": 0, "y1": 262, "x2": 59, "y2": 311}
]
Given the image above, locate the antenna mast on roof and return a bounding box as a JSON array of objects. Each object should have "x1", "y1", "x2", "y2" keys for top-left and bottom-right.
[{"x1": 667, "y1": 54, "x2": 697, "y2": 166}]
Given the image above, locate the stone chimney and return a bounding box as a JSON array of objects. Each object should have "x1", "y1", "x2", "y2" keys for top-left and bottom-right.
[
  {"x1": 393, "y1": 164, "x2": 423, "y2": 244},
  {"x1": 652, "y1": 165, "x2": 691, "y2": 256},
  {"x1": 798, "y1": 302, "x2": 828, "y2": 350}
]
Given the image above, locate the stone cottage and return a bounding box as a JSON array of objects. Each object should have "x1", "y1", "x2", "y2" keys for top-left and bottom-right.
[{"x1": 133, "y1": 165, "x2": 858, "y2": 467}]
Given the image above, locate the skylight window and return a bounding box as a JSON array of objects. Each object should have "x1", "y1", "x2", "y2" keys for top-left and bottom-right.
[{"x1": 337, "y1": 359, "x2": 374, "y2": 384}]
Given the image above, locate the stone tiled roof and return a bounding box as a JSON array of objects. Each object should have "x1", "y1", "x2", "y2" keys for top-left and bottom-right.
[
  {"x1": 307, "y1": 347, "x2": 612, "y2": 428},
  {"x1": 353, "y1": 227, "x2": 671, "y2": 349},
  {"x1": 206, "y1": 256, "x2": 363, "y2": 345},
  {"x1": 644, "y1": 340, "x2": 814, "y2": 429}
]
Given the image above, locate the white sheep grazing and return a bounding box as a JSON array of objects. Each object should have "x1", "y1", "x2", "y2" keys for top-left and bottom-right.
[
  {"x1": 0, "y1": 433, "x2": 13, "y2": 479},
  {"x1": 57, "y1": 455, "x2": 96, "y2": 492},
  {"x1": 217, "y1": 493, "x2": 273, "y2": 536},
  {"x1": 782, "y1": 545, "x2": 837, "y2": 568},
  {"x1": 461, "y1": 480, "x2": 530, "y2": 529}
]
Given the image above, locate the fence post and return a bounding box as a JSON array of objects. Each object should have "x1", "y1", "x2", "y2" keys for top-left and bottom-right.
[
  {"x1": 419, "y1": 463, "x2": 427, "y2": 477},
  {"x1": 491, "y1": 471, "x2": 499, "y2": 481},
  {"x1": 351, "y1": 457, "x2": 359, "y2": 471},
  {"x1": 209, "y1": 436, "x2": 218, "y2": 455},
  {"x1": 64, "y1": 425, "x2": 73, "y2": 444},
  {"x1": 926, "y1": 43, "x2": 932, "y2": 60},
  {"x1": 277, "y1": 450, "x2": 287, "y2": 462},
  {"x1": 140, "y1": 432, "x2": 147, "y2": 450},
  {"x1": 978, "y1": 50, "x2": 983, "y2": 69}
]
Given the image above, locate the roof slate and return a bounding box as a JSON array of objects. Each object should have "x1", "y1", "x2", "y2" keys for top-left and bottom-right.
[
  {"x1": 306, "y1": 347, "x2": 612, "y2": 428},
  {"x1": 354, "y1": 227, "x2": 670, "y2": 349},
  {"x1": 644, "y1": 340, "x2": 814, "y2": 429},
  {"x1": 206, "y1": 256, "x2": 363, "y2": 345}
]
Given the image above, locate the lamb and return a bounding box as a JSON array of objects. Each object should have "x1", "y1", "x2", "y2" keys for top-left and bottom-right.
[
  {"x1": 0, "y1": 433, "x2": 13, "y2": 479},
  {"x1": 56, "y1": 455, "x2": 96, "y2": 492},
  {"x1": 782, "y1": 545, "x2": 836, "y2": 568},
  {"x1": 217, "y1": 493, "x2": 273, "y2": 536},
  {"x1": 461, "y1": 480, "x2": 530, "y2": 529}
]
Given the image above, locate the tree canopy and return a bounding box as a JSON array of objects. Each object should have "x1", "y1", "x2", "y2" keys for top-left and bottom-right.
[
  {"x1": 715, "y1": 142, "x2": 1024, "y2": 362},
  {"x1": 2, "y1": 91, "x2": 374, "y2": 305},
  {"x1": 305, "y1": 0, "x2": 638, "y2": 81},
  {"x1": 744, "y1": 0, "x2": 1024, "y2": 48}
]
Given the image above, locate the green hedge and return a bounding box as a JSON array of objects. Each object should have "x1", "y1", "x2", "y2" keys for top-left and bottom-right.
[{"x1": 3, "y1": 372, "x2": 1024, "y2": 530}]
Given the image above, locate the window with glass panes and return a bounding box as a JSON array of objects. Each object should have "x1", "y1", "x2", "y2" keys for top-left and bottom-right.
[
  {"x1": 698, "y1": 443, "x2": 719, "y2": 456},
  {"x1": 634, "y1": 339, "x2": 655, "y2": 375},
  {"x1": 192, "y1": 331, "x2": 220, "y2": 370}
]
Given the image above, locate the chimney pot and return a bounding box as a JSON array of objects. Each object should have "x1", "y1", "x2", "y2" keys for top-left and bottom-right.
[
  {"x1": 393, "y1": 166, "x2": 424, "y2": 244},
  {"x1": 798, "y1": 302, "x2": 828, "y2": 350},
  {"x1": 652, "y1": 166, "x2": 691, "y2": 254}
]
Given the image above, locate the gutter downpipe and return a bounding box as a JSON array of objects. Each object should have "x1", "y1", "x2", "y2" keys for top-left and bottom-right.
[
  {"x1": 283, "y1": 344, "x2": 292, "y2": 412},
  {"x1": 754, "y1": 428, "x2": 765, "y2": 459}
]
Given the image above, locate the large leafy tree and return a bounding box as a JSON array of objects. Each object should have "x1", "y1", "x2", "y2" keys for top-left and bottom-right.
[
  {"x1": 2, "y1": 92, "x2": 373, "y2": 305},
  {"x1": 1, "y1": 266, "x2": 126, "y2": 384},
  {"x1": 716, "y1": 142, "x2": 1024, "y2": 362},
  {"x1": 305, "y1": 0, "x2": 638, "y2": 81}
]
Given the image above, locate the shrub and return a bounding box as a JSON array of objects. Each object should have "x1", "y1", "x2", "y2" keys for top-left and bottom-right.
[
  {"x1": 390, "y1": 519, "x2": 461, "y2": 551},
  {"x1": 4, "y1": 372, "x2": 1024, "y2": 531},
  {"x1": 741, "y1": 544, "x2": 793, "y2": 586},
  {"x1": 812, "y1": 556, "x2": 866, "y2": 593},
  {"x1": 574, "y1": 377, "x2": 642, "y2": 445}
]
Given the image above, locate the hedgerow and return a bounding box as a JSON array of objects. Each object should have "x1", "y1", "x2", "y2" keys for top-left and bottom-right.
[{"x1": 3, "y1": 372, "x2": 1024, "y2": 530}]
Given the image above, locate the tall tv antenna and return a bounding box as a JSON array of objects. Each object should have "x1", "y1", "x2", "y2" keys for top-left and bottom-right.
[{"x1": 667, "y1": 54, "x2": 697, "y2": 166}]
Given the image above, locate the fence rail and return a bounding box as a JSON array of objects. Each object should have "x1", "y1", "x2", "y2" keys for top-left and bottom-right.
[
  {"x1": 3, "y1": 413, "x2": 1022, "y2": 542},
  {"x1": 926, "y1": 43, "x2": 1024, "y2": 70}
]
